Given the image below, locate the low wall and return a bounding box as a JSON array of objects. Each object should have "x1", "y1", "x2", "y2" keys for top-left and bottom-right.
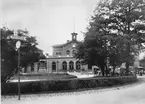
[{"x1": 1, "y1": 76, "x2": 137, "y2": 95}]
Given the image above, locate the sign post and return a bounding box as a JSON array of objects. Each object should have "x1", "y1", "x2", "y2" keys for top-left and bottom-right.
[
  {"x1": 10, "y1": 29, "x2": 27, "y2": 100},
  {"x1": 16, "y1": 41, "x2": 21, "y2": 100}
]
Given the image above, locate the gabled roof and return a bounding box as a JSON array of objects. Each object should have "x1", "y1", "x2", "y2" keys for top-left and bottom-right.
[{"x1": 52, "y1": 40, "x2": 81, "y2": 48}]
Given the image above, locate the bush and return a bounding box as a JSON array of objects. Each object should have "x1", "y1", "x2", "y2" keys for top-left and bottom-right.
[{"x1": 1, "y1": 76, "x2": 137, "y2": 95}]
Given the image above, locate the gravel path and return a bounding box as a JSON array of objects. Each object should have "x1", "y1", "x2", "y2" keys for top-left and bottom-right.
[{"x1": 1, "y1": 75, "x2": 145, "y2": 104}]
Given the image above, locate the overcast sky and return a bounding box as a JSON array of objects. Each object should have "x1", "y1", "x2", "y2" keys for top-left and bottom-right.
[
  {"x1": 1, "y1": 0, "x2": 98, "y2": 55},
  {"x1": 1, "y1": 0, "x2": 144, "y2": 59}
]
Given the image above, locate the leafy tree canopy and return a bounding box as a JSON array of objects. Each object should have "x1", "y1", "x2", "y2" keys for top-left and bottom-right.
[
  {"x1": 76, "y1": 0, "x2": 145, "y2": 76},
  {"x1": 1, "y1": 27, "x2": 43, "y2": 82}
]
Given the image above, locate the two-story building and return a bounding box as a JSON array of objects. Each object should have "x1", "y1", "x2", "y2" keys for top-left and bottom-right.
[
  {"x1": 25, "y1": 32, "x2": 88, "y2": 73},
  {"x1": 46, "y1": 32, "x2": 85, "y2": 73}
]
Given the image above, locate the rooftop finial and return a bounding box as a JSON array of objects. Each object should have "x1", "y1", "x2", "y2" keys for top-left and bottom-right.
[
  {"x1": 71, "y1": 16, "x2": 77, "y2": 41},
  {"x1": 73, "y1": 16, "x2": 75, "y2": 33}
]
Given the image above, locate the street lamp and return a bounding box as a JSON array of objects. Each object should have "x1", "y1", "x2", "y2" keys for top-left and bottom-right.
[
  {"x1": 16, "y1": 41, "x2": 21, "y2": 100},
  {"x1": 11, "y1": 29, "x2": 26, "y2": 100}
]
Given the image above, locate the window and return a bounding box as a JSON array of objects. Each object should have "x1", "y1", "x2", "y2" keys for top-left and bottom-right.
[
  {"x1": 66, "y1": 50, "x2": 70, "y2": 55},
  {"x1": 59, "y1": 52, "x2": 61, "y2": 55},
  {"x1": 52, "y1": 62, "x2": 56, "y2": 71},
  {"x1": 69, "y1": 61, "x2": 74, "y2": 70},
  {"x1": 72, "y1": 50, "x2": 76, "y2": 56},
  {"x1": 56, "y1": 52, "x2": 61, "y2": 56},
  {"x1": 39, "y1": 61, "x2": 46, "y2": 69},
  {"x1": 56, "y1": 52, "x2": 58, "y2": 56},
  {"x1": 62, "y1": 61, "x2": 67, "y2": 70},
  {"x1": 76, "y1": 61, "x2": 81, "y2": 70}
]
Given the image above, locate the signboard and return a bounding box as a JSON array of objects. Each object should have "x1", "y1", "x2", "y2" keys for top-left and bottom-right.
[
  {"x1": 11, "y1": 36, "x2": 26, "y2": 40},
  {"x1": 16, "y1": 41, "x2": 21, "y2": 49}
]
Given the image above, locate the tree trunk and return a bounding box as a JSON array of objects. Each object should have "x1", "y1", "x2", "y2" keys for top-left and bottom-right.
[
  {"x1": 126, "y1": 21, "x2": 131, "y2": 76},
  {"x1": 112, "y1": 66, "x2": 116, "y2": 76},
  {"x1": 125, "y1": 42, "x2": 130, "y2": 75},
  {"x1": 105, "y1": 64, "x2": 108, "y2": 76},
  {"x1": 100, "y1": 65, "x2": 105, "y2": 76},
  {"x1": 126, "y1": 62, "x2": 129, "y2": 75}
]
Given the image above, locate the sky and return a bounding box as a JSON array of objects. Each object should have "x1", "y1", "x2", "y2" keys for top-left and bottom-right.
[
  {"x1": 1, "y1": 0, "x2": 145, "y2": 59},
  {"x1": 1, "y1": 0, "x2": 98, "y2": 55}
]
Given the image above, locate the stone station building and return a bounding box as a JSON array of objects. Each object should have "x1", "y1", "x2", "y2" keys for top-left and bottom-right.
[{"x1": 23, "y1": 32, "x2": 88, "y2": 73}]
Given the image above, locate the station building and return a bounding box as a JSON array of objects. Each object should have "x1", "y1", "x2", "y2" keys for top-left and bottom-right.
[
  {"x1": 45, "y1": 32, "x2": 85, "y2": 73},
  {"x1": 24, "y1": 32, "x2": 88, "y2": 73}
]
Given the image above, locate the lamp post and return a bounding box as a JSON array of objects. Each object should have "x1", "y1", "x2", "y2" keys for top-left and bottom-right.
[
  {"x1": 16, "y1": 41, "x2": 21, "y2": 100},
  {"x1": 11, "y1": 29, "x2": 26, "y2": 100}
]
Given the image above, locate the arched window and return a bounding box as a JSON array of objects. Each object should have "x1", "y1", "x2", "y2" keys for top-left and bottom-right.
[
  {"x1": 76, "y1": 61, "x2": 81, "y2": 70},
  {"x1": 56, "y1": 52, "x2": 58, "y2": 56},
  {"x1": 59, "y1": 52, "x2": 61, "y2": 55},
  {"x1": 39, "y1": 61, "x2": 46, "y2": 69},
  {"x1": 66, "y1": 50, "x2": 70, "y2": 55},
  {"x1": 69, "y1": 61, "x2": 74, "y2": 70},
  {"x1": 72, "y1": 50, "x2": 76, "y2": 56},
  {"x1": 52, "y1": 62, "x2": 56, "y2": 72},
  {"x1": 62, "y1": 61, "x2": 67, "y2": 71}
]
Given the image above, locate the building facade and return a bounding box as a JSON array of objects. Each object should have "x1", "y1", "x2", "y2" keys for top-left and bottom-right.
[
  {"x1": 46, "y1": 32, "x2": 87, "y2": 73},
  {"x1": 23, "y1": 32, "x2": 88, "y2": 73}
]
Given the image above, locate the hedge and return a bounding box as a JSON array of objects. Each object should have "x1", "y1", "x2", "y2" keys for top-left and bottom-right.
[
  {"x1": 1, "y1": 76, "x2": 137, "y2": 95},
  {"x1": 10, "y1": 73, "x2": 77, "y2": 81},
  {"x1": 19, "y1": 73, "x2": 70, "y2": 76}
]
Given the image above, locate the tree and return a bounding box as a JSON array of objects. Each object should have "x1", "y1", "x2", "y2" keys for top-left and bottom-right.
[
  {"x1": 76, "y1": 0, "x2": 145, "y2": 76},
  {"x1": 19, "y1": 36, "x2": 42, "y2": 68},
  {"x1": 76, "y1": 29, "x2": 110, "y2": 76},
  {"x1": 108, "y1": 44, "x2": 123, "y2": 75},
  {"x1": 76, "y1": 2, "x2": 122, "y2": 76},
  {"x1": 1, "y1": 27, "x2": 17, "y2": 82},
  {"x1": 1, "y1": 27, "x2": 43, "y2": 82},
  {"x1": 103, "y1": 0, "x2": 145, "y2": 74}
]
